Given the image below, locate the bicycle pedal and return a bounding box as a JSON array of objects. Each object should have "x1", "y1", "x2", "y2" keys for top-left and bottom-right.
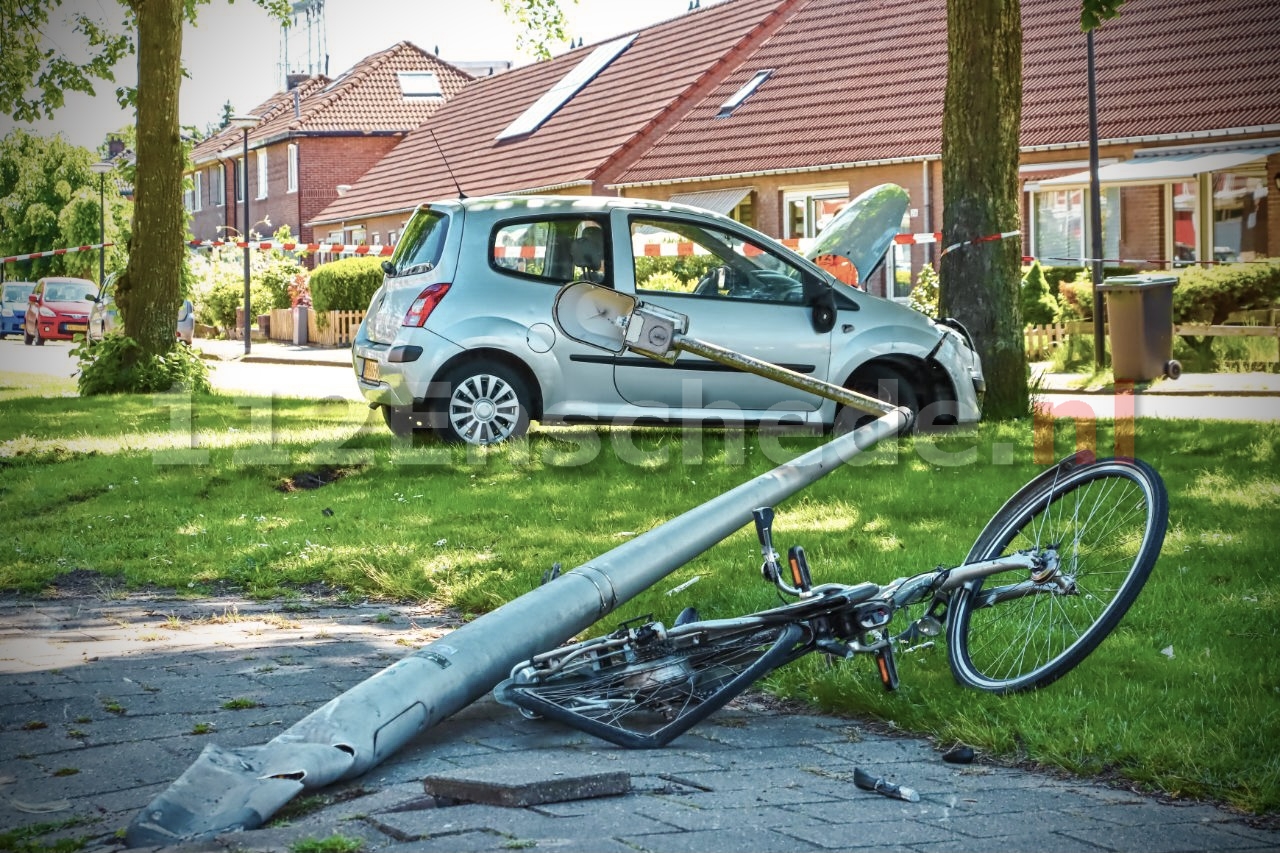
[{"x1": 874, "y1": 645, "x2": 900, "y2": 691}]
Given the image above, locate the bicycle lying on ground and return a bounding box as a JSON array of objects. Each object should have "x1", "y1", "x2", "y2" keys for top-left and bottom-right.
[{"x1": 495, "y1": 449, "x2": 1169, "y2": 749}]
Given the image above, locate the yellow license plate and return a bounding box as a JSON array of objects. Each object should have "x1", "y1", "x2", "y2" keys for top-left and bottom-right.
[
  {"x1": 361, "y1": 357, "x2": 381, "y2": 382},
  {"x1": 67, "y1": 323, "x2": 88, "y2": 332}
]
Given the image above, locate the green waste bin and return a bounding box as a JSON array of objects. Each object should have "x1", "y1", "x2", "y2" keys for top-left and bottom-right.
[{"x1": 1097, "y1": 274, "x2": 1182, "y2": 382}]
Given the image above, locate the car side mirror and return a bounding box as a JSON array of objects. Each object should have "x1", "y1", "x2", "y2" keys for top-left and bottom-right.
[
  {"x1": 807, "y1": 284, "x2": 838, "y2": 334},
  {"x1": 28, "y1": 294, "x2": 37, "y2": 303},
  {"x1": 381, "y1": 260, "x2": 396, "y2": 276}
]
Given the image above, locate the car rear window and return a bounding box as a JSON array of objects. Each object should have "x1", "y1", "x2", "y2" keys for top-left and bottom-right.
[
  {"x1": 386, "y1": 209, "x2": 448, "y2": 278},
  {"x1": 491, "y1": 216, "x2": 609, "y2": 286}
]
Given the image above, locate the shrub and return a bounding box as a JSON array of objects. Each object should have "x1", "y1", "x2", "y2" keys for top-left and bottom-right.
[
  {"x1": 259, "y1": 258, "x2": 306, "y2": 310},
  {"x1": 633, "y1": 254, "x2": 718, "y2": 289},
  {"x1": 199, "y1": 277, "x2": 274, "y2": 331},
  {"x1": 309, "y1": 257, "x2": 385, "y2": 316},
  {"x1": 1171, "y1": 260, "x2": 1280, "y2": 324},
  {"x1": 1020, "y1": 261, "x2": 1058, "y2": 325},
  {"x1": 76, "y1": 335, "x2": 212, "y2": 396},
  {"x1": 1057, "y1": 273, "x2": 1094, "y2": 322},
  {"x1": 1036, "y1": 265, "x2": 1139, "y2": 295},
  {"x1": 1171, "y1": 260, "x2": 1280, "y2": 369},
  {"x1": 907, "y1": 264, "x2": 939, "y2": 317}
]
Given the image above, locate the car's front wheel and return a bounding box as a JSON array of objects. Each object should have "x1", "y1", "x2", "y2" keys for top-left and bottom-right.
[
  {"x1": 432, "y1": 361, "x2": 532, "y2": 446},
  {"x1": 836, "y1": 364, "x2": 919, "y2": 434}
]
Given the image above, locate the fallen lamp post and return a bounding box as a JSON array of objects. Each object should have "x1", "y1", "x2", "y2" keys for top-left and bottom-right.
[{"x1": 127, "y1": 283, "x2": 906, "y2": 846}]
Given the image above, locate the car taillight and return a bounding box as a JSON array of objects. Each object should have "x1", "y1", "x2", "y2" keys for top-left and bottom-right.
[{"x1": 402, "y1": 283, "x2": 451, "y2": 327}]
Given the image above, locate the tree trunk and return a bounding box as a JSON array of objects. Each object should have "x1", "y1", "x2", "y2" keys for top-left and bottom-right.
[
  {"x1": 119, "y1": 0, "x2": 184, "y2": 356},
  {"x1": 939, "y1": 0, "x2": 1027, "y2": 420}
]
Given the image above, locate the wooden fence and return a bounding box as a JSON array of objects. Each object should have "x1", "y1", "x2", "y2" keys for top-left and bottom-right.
[
  {"x1": 268, "y1": 308, "x2": 365, "y2": 347},
  {"x1": 1025, "y1": 319, "x2": 1280, "y2": 358}
]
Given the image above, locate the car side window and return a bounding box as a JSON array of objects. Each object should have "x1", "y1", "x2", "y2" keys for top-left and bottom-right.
[
  {"x1": 491, "y1": 217, "x2": 610, "y2": 286},
  {"x1": 630, "y1": 217, "x2": 807, "y2": 305}
]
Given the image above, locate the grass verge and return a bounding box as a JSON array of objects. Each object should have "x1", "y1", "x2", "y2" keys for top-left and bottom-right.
[{"x1": 1, "y1": 381, "x2": 1278, "y2": 814}]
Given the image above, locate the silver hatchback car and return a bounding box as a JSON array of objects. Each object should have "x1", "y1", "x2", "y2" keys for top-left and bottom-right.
[{"x1": 353, "y1": 188, "x2": 984, "y2": 445}]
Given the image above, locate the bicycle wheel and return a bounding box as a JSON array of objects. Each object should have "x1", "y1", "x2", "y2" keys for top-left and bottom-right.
[
  {"x1": 496, "y1": 622, "x2": 807, "y2": 748},
  {"x1": 947, "y1": 456, "x2": 1168, "y2": 693}
]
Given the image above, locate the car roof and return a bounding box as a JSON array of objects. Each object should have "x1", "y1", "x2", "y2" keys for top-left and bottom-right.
[
  {"x1": 38, "y1": 276, "x2": 95, "y2": 285},
  {"x1": 430, "y1": 194, "x2": 741, "y2": 223}
]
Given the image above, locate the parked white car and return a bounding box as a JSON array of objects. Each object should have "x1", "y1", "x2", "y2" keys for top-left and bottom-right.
[{"x1": 89, "y1": 274, "x2": 196, "y2": 344}]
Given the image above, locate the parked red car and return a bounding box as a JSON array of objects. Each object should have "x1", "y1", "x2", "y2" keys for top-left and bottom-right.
[{"x1": 23, "y1": 276, "x2": 97, "y2": 345}]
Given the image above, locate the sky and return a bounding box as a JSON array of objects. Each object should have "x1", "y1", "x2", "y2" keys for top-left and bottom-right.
[{"x1": 20, "y1": 0, "x2": 725, "y2": 152}]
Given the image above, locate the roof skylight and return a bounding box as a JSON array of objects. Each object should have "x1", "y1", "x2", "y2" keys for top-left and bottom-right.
[
  {"x1": 398, "y1": 71, "x2": 443, "y2": 98},
  {"x1": 496, "y1": 34, "x2": 637, "y2": 141},
  {"x1": 717, "y1": 69, "x2": 772, "y2": 118}
]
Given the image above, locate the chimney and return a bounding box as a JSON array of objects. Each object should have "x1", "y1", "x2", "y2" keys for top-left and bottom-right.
[{"x1": 286, "y1": 72, "x2": 309, "y2": 90}]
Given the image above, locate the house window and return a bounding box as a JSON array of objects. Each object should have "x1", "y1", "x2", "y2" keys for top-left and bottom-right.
[
  {"x1": 783, "y1": 187, "x2": 849, "y2": 240},
  {"x1": 1029, "y1": 186, "x2": 1120, "y2": 266},
  {"x1": 192, "y1": 170, "x2": 202, "y2": 212},
  {"x1": 256, "y1": 150, "x2": 268, "y2": 200},
  {"x1": 287, "y1": 144, "x2": 298, "y2": 194},
  {"x1": 235, "y1": 157, "x2": 245, "y2": 203},
  {"x1": 212, "y1": 166, "x2": 225, "y2": 207},
  {"x1": 1211, "y1": 170, "x2": 1268, "y2": 262},
  {"x1": 388, "y1": 230, "x2": 399, "y2": 246}
]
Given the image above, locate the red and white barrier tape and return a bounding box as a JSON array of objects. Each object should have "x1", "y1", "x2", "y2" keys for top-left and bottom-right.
[
  {"x1": 187, "y1": 240, "x2": 394, "y2": 255},
  {"x1": 2, "y1": 242, "x2": 115, "y2": 264},
  {"x1": 894, "y1": 230, "x2": 1023, "y2": 256}
]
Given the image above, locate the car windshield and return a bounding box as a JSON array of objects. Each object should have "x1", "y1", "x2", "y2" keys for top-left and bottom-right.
[
  {"x1": 386, "y1": 209, "x2": 448, "y2": 278},
  {"x1": 44, "y1": 283, "x2": 95, "y2": 302},
  {"x1": 2, "y1": 284, "x2": 34, "y2": 304}
]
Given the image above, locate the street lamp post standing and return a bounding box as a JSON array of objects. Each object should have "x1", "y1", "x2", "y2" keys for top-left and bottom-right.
[
  {"x1": 89, "y1": 161, "x2": 113, "y2": 288},
  {"x1": 229, "y1": 115, "x2": 257, "y2": 355}
]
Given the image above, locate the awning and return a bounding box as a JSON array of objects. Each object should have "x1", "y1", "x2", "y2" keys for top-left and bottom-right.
[
  {"x1": 1039, "y1": 145, "x2": 1280, "y2": 188},
  {"x1": 666, "y1": 186, "x2": 753, "y2": 215}
]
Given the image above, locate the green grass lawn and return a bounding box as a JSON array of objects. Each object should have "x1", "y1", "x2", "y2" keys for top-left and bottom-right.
[{"x1": 2, "y1": 370, "x2": 1278, "y2": 814}]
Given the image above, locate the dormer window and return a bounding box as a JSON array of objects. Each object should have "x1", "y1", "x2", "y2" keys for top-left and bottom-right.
[
  {"x1": 718, "y1": 69, "x2": 772, "y2": 118},
  {"x1": 398, "y1": 71, "x2": 443, "y2": 99}
]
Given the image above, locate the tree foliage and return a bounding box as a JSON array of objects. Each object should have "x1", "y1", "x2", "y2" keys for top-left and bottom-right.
[
  {"x1": 1081, "y1": 0, "x2": 1125, "y2": 30},
  {"x1": 499, "y1": 0, "x2": 575, "y2": 59},
  {"x1": 0, "y1": 129, "x2": 128, "y2": 281}
]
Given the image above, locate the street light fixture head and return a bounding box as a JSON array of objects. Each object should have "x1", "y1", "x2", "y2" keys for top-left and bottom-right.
[
  {"x1": 89, "y1": 161, "x2": 113, "y2": 175},
  {"x1": 228, "y1": 114, "x2": 258, "y2": 130}
]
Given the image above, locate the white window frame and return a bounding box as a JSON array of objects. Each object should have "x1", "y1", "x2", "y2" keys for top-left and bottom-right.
[
  {"x1": 287, "y1": 144, "x2": 298, "y2": 194},
  {"x1": 256, "y1": 149, "x2": 268, "y2": 200},
  {"x1": 212, "y1": 166, "x2": 225, "y2": 207},
  {"x1": 782, "y1": 185, "x2": 849, "y2": 239},
  {"x1": 192, "y1": 169, "x2": 202, "y2": 211},
  {"x1": 236, "y1": 157, "x2": 245, "y2": 203}
]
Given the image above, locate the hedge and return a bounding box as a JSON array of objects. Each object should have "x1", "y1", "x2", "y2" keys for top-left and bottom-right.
[
  {"x1": 1171, "y1": 260, "x2": 1280, "y2": 324},
  {"x1": 310, "y1": 256, "x2": 386, "y2": 315}
]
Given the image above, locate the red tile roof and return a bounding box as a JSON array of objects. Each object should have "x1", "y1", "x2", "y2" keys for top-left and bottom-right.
[
  {"x1": 616, "y1": 0, "x2": 1280, "y2": 185},
  {"x1": 189, "y1": 42, "x2": 472, "y2": 165},
  {"x1": 309, "y1": 0, "x2": 802, "y2": 225}
]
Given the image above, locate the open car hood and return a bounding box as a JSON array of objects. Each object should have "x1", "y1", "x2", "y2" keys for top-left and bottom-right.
[{"x1": 802, "y1": 183, "x2": 909, "y2": 286}]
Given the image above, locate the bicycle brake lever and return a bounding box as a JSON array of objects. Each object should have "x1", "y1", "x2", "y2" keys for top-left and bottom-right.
[
  {"x1": 752, "y1": 507, "x2": 782, "y2": 581},
  {"x1": 853, "y1": 767, "x2": 919, "y2": 802}
]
